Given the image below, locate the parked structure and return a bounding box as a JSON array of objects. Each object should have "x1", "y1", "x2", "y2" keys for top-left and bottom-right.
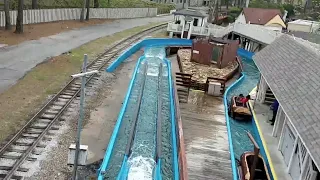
[
  {"x1": 235, "y1": 8, "x2": 286, "y2": 32},
  {"x1": 167, "y1": 8, "x2": 209, "y2": 39},
  {"x1": 287, "y1": 19, "x2": 320, "y2": 33},
  {"x1": 253, "y1": 34, "x2": 320, "y2": 180},
  {"x1": 191, "y1": 37, "x2": 239, "y2": 68}
]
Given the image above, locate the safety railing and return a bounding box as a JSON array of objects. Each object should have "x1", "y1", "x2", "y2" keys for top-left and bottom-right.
[{"x1": 172, "y1": 73, "x2": 188, "y2": 180}]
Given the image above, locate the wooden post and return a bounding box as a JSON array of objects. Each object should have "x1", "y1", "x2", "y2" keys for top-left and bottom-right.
[{"x1": 247, "y1": 132, "x2": 260, "y2": 180}]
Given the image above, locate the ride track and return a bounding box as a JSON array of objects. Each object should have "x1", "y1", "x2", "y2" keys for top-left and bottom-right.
[{"x1": 0, "y1": 23, "x2": 167, "y2": 180}]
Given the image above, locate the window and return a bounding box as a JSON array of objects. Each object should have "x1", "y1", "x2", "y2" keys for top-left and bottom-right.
[
  {"x1": 300, "y1": 143, "x2": 307, "y2": 165},
  {"x1": 193, "y1": 18, "x2": 199, "y2": 26},
  {"x1": 211, "y1": 47, "x2": 221, "y2": 63}
]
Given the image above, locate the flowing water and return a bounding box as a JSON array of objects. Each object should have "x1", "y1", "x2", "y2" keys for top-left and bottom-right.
[
  {"x1": 226, "y1": 56, "x2": 260, "y2": 159},
  {"x1": 105, "y1": 46, "x2": 174, "y2": 179}
]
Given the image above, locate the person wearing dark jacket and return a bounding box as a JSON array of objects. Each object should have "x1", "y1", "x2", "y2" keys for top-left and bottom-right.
[{"x1": 270, "y1": 99, "x2": 279, "y2": 125}]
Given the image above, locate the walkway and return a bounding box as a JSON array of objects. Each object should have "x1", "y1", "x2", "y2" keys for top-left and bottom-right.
[
  {"x1": 0, "y1": 15, "x2": 172, "y2": 94},
  {"x1": 181, "y1": 92, "x2": 232, "y2": 180},
  {"x1": 169, "y1": 55, "x2": 232, "y2": 180},
  {"x1": 249, "y1": 101, "x2": 292, "y2": 180}
]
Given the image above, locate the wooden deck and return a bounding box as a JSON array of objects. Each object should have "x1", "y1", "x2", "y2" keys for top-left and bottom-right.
[{"x1": 180, "y1": 91, "x2": 232, "y2": 180}]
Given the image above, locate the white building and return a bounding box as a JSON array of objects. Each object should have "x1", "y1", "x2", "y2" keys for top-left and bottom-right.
[
  {"x1": 167, "y1": 8, "x2": 210, "y2": 39},
  {"x1": 235, "y1": 8, "x2": 286, "y2": 32},
  {"x1": 287, "y1": 19, "x2": 320, "y2": 33},
  {"x1": 253, "y1": 34, "x2": 320, "y2": 180}
]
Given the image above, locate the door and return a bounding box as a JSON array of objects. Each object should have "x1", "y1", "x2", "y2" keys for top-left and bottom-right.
[
  {"x1": 211, "y1": 47, "x2": 221, "y2": 63},
  {"x1": 281, "y1": 124, "x2": 296, "y2": 166}
]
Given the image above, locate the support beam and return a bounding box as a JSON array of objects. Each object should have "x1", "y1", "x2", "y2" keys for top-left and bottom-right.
[
  {"x1": 181, "y1": 21, "x2": 185, "y2": 39},
  {"x1": 287, "y1": 137, "x2": 299, "y2": 172},
  {"x1": 299, "y1": 154, "x2": 310, "y2": 180},
  {"x1": 278, "y1": 117, "x2": 287, "y2": 150},
  {"x1": 272, "y1": 106, "x2": 284, "y2": 137}
]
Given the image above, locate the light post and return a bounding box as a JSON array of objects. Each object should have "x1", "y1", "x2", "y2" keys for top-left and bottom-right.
[{"x1": 71, "y1": 54, "x2": 98, "y2": 180}]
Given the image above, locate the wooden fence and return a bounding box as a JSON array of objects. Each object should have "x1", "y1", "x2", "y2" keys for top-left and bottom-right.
[{"x1": 0, "y1": 8, "x2": 157, "y2": 27}]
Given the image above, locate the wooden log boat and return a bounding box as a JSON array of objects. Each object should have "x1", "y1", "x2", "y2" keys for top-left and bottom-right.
[
  {"x1": 228, "y1": 96, "x2": 252, "y2": 121},
  {"x1": 239, "y1": 151, "x2": 271, "y2": 180}
]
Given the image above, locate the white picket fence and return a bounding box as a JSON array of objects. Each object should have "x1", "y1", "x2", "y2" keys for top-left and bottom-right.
[{"x1": 0, "y1": 8, "x2": 158, "y2": 27}]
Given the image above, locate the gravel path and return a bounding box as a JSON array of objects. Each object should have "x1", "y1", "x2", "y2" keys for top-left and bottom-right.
[
  {"x1": 0, "y1": 15, "x2": 172, "y2": 94},
  {"x1": 25, "y1": 51, "x2": 143, "y2": 180}
]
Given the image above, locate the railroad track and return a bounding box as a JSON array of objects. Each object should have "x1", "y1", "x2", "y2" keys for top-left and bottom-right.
[{"x1": 0, "y1": 23, "x2": 166, "y2": 180}]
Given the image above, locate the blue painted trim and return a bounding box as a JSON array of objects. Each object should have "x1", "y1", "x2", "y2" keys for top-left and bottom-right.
[
  {"x1": 237, "y1": 48, "x2": 254, "y2": 59},
  {"x1": 107, "y1": 38, "x2": 192, "y2": 72},
  {"x1": 97, "y1": 56, "x2": 144, "y2": 180},
  {"x1": 167, "y1": 59, "x2": 180, "y2": 180},
  {"x1": 223, "y1": 72, "x2": 246, "y2": 180},
  {"x1": 155, "y1": 159, "x2": 162, "y2": 180},
  {"x1": 117, "y1": 156, "x2": 129, "y2": 180}
]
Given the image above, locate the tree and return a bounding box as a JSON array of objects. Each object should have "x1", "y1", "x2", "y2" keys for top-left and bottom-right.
[
  {"x1": 4, "y1": 0, "x2": 11, "y2": 30},
  {"x1": 86, "y1": 0, "x2": 90, "y2": 20},
  {"x1": 208, "y1": 0, "x2": 218, "y2": 23},
  {"x1": 94, "y1": 0, "x2": 99, "y2": 8},
  {"x1": 32, "y1": 0, "x2": 38, "y2": 9},
  {"x1": 15, "y1": 0, "x2": 24, "y2": 34},
  {"x1": 80, "y1": 0, "x2": 86, "y2": 22}
]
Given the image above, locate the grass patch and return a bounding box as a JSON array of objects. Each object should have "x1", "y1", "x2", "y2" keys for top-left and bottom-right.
[
  {"x1": 0, "y1": 22, "x2": 164, "y2": 143},
  {"x1": 152, "y1": 30, "x2": 168, "y2": 38}
]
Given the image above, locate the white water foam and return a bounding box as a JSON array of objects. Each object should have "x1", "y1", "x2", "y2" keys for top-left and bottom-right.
[{"x1": 127, "y1": 156, "x2": 155, "y2": 180}]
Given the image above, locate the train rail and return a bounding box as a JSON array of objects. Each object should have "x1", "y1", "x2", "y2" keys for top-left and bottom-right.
[{"x1": 0, "y1": 23, "x2": 166, "y2": 180}]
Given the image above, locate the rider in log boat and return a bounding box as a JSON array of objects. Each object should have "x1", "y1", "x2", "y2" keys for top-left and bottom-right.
[{"x1": 229, "y1": 94, "x2": 252, "y2": 120}]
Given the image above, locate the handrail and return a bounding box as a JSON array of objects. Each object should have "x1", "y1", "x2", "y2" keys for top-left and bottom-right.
[
  {"x1": 155, "y1": 63, "x2": 163, "y2": 180},
  {"x1": 117, "y1": 62, "x2": 148, "y2": 180},
  {"x1": 172, "y1": 76, "x2": 188, "y2": 180}
]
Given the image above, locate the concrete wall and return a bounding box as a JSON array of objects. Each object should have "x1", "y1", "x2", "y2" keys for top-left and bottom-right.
[{"x1": 0, "y1": 8, "x2": 157, "y2": 27}]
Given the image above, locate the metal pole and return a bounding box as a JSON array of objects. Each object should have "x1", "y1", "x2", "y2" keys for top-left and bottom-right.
[{"x1": 72, "y1": 54, "x2": 88, "y2": 180}]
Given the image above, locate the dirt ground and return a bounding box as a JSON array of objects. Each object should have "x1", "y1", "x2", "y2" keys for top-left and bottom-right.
[
  {"x1": 24, "y1": 31, "x2": 162, "y2": 180},
  {"x1": 0, "y1": 19, "x2": 112, "y2": 46},
  {"x1": 178, "y1": 49, "x2": 238, "y2": 83},
  {"x1": 0, "y1": 22, "x2": 163, "y2": 144}
]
